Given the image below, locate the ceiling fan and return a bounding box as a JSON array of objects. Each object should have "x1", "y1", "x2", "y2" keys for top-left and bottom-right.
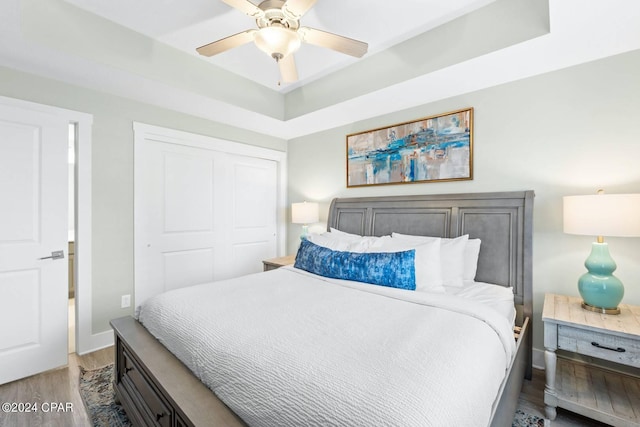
[{"x1": 196, "y1": 0, "x2": 368, "y2": 84}]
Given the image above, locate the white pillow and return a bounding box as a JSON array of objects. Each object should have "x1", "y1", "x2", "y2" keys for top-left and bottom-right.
[
  {"x1": 328, "y1": 228, "x2": 365, "y2": 241},
  {"x1": 311, "y1": 230, "x2": 386, "y2": 253},
  {"x1": 463, "y1": 238, "x2": 482, "y2": 281},
  {"x1": 306, "y1": 233, "x2": 352, "y2": 251},
  {"x1": 392, "y1": 233, "x2": 468, "y2": 288},
  {"x1": 366, "y1": 236, "x2": 444, "y2": 293},
  {"x1": 391, "y1": 232, "x2": 481, "y2": 281}
]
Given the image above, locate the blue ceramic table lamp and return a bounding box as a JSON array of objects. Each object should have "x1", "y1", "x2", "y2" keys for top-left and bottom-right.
[
  {"x1": 292, "y1": 201, "x2": 319, "y2": 240},
  {"x1": 563, "y1": 190, "x2": 640, "y2": 314}
]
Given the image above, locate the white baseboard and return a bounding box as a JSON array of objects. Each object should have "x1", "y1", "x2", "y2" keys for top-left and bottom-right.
[
  {"x1": 76, "y1": 330, "x2": 114, "y2": 356},
  {"x1": 532, "y1": 347, "x2": 545, "y2": 370}
]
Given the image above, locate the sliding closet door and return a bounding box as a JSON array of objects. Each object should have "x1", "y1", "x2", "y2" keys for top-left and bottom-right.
[
  {"x1": 134, "y1": 125, "x2": 283, "y2": 307},
  {"x1": 223, "y1": 154, "x2": 277, "y2": 279},
  {"x1": 135, "y1": 140, "x2": 223, "y2": 306}
]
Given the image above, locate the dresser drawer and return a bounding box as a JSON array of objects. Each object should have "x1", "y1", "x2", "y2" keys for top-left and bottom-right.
[
  {"x1": 558, "y1": 325, "x2": 640, "y2": 367},
  {"x1": 122, "y1": 349, "x2": 172, "y2": 427}
]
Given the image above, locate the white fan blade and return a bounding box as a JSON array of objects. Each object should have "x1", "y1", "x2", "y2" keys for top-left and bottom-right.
[
  {"x1": 220, "y1": 0, "x2": 264, "y2": 18},
  {"x1": 299, "y1": 27, "x2": 368, "y2": 57},
  {"x1": 278, "y1": 54, "x2": 298, "y2": 83},
  {"x1": 282, "y1": 0, "x2": 317, "y2": 19},
  {"x1": 196, "y1": 30, "x2": 256, "y2": 57}
]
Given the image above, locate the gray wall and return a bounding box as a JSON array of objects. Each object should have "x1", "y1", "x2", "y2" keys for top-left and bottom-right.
[
  {"x1": 287, "y1": 49, "x2": 640, "y2": 353},
  {"x1": 0, "y1": 65, "x2": 286, "y2": 333}
]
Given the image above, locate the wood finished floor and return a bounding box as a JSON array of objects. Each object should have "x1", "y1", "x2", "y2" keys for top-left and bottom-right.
[
  {"x1": 0, "y1": 350, "x2": 611, "y2": 427},
  {"x1": 0, "y1": 347, "x2": 113, "y2": 427}
]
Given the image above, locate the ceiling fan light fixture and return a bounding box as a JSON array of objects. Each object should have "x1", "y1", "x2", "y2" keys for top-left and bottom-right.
[
  {"x1": 254, "y1": 26, "x2": 301, "y2": 59},
  {"x1": 198, "y1": 0, "x2": 368, "y2": 84}
]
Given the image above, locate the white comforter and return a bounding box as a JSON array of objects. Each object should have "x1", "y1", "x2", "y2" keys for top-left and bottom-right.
[{"x1": 138, "y1": 266, "x2": 516, "y2": 427}]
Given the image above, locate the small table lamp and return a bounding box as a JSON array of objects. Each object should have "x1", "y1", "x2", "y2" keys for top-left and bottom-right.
[
  {"x1": 292, "y1": 201, "x2": 319, "y2": 240},
  {"x1": 563, "y1": 190, "x2": 640, "y2": 314}
]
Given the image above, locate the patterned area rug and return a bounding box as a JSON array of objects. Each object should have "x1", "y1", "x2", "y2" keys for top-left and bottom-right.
[
  {"x1": 513, "y1": 408, "x2": 547, "y2": 427},
  {"x1": 79, "y1": 364, "x2": 546, "y2": 427},
  {"x1": 79, "y1": 364, "x2": 131, "y2": 427}
]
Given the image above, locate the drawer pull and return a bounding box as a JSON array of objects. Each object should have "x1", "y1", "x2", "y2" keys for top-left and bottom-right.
[
  {"x1": 156, "y1": 412, "x2": 166, "y2": 421},
  {"x1": 125, "y1": 366, "x2": 134, "y2": 373},
  {"x1": 591, "y1": 342, "x2": 626, "y2": 353}
]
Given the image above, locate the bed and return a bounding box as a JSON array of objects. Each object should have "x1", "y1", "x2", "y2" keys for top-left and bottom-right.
[{"x1": 110, "y1": 190, "x2": 534, "y2": 427}]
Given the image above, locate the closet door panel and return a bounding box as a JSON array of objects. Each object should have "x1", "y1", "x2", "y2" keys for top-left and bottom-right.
[
  {"x1": 226, "y1": 155, "x2": 278, "y2": 278},
  {"x1": 135, "y1": 141, "x2": 221, "y2": 306},
  {"x1": 134, "y1": 128, "x2": 281, "y2": 307}
]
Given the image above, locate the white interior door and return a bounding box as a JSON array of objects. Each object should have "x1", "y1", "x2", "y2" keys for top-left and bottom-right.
[
  {"x1": 136, "y1": 140, "x2": 223, "y2": 306},
  {"x1": 226, "y1": 154, "x2": 278, "y2": 278},
  {"x1": 135, "y1": 138, "x2": 279, "y2": 307},
  {"x1": 0, "y1": 104, "x2": 68, "y2": 384}
]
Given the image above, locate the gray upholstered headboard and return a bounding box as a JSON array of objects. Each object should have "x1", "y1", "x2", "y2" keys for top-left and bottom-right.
[{"x1": 327, "y1": 191, "x2": 534, "y2": 323}]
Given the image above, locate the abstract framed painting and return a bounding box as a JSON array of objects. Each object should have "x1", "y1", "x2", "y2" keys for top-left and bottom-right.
[{"x1": 346, "y1": 108, "x2": 473, "y2": 187}]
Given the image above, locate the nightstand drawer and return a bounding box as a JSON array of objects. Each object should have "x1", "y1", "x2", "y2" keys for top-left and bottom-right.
[{"x1": 558, "y1": 325, "x2": 640, "y2": 367}]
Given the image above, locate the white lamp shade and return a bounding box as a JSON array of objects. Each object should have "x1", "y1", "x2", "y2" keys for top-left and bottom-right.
[
  {"x1": 563, "y1": 193, "x2": 640, "y2": 237},
  {"x1": 291, "y1": 202, "x2": 319, "y2": 224}
]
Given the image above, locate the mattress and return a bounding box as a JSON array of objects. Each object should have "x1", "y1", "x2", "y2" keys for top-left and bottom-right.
[
  {"x1": 289, "y1": 265, "x2": 517, "y2": 325},
  {"x1": 448, "y1": 280, "x2": 516, "y2": 326},
  {"x1": 138, "y1": 267, "x2": 516, "y2": 427}
]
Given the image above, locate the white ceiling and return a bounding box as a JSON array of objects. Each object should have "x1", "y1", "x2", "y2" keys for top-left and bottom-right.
[
  {"x1": 1, "y1": 0, "x2": 640, "y2": 140},
  {"x1": 60, "y1": 0, "x2": 495, "y2": 92}
]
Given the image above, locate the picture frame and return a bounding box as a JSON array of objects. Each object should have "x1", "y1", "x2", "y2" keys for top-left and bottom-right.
[{"x1": 346, "y1": 108, "x2": 473, "y2": 187}]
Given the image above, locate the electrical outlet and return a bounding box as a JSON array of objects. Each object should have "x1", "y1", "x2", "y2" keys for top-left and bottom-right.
[{"x1": 121, "y1": 294, "x2": 131, "y2": 309}]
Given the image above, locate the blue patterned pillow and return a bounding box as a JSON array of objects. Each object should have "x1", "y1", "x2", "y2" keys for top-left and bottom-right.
[{"x1": 294, "y1": 239, "x2": 416, "y2": 290}]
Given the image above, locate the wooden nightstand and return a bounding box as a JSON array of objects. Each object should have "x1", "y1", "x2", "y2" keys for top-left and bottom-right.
[
  {"x1": 262, "y1": 255, "x2": 296, "y2": 271},
  {"x1": 542, "y1": 293, "x2": 640, "y2": 426}
]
